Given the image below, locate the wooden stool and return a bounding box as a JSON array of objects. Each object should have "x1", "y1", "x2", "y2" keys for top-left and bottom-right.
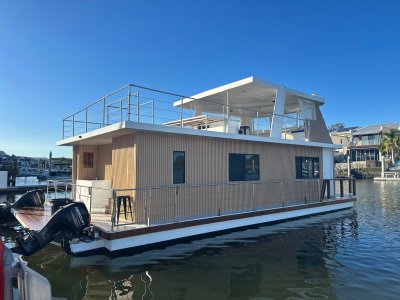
[{"x1": 116, "y1": 195, "x2": 133, "y2": 224}]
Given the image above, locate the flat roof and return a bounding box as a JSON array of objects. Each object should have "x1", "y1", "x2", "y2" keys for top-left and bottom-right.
[
  {"x1": 57, "y1": 121, "x2": 340, "y2": 149},
  {"x1": 173, "y1": 76, "x2": 325, "y2": 116}
]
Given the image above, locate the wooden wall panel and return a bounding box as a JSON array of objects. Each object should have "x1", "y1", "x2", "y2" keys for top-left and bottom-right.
[
  {"x1": 111, "y1": 135, "x2": 136, "y2": 190},
  {"x1": 75, "y1": 145, "x2": 97, "y2": 180},
  {"x1": 135, "y1": 132, "x2": 323, "y2": 188},
  {"x1": 96, "y1": 144, "x2": 112, "y2": 181}
]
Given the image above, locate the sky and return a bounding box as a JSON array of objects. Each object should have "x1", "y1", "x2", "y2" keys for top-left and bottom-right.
[{"x1": 0, "y1": 0, "x2": 399, "y2": 158}]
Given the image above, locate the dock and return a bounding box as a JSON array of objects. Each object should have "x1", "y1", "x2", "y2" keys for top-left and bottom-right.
[{"x1": 0, "y1": 184, "x2": 47, "y2": 195}]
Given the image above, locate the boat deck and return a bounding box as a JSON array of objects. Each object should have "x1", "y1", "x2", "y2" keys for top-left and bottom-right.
[{"x1": 12, "y1": 206, "x2": 52, "y2": 231}]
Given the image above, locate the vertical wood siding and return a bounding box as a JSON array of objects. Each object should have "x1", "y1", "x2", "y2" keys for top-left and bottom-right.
[{"x1": 135, "y1": 132, "x2": 322, "y2": 188}]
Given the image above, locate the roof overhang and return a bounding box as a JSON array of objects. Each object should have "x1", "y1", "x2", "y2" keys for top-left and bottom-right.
[
  {"x1": 57, "y1": 121, "x2": 340, "y2": 149},
  {"x1": 173, "y1": 76, "x2": 325, "y2": 116}
]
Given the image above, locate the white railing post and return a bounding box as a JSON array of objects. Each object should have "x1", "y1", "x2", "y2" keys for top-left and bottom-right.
[
  {"x1": 147, "y1": 189, "x2": 151, "y2": 226},
  {"x1": 127, "y1": 85, "x2": 131, "y2": 121},
  {"x1": 111, "y1": 189, "x2": 116, "y2": 231},
  {"x1": 137, "y1": 91, "x2": 140, "y2": 123},
  {"x1": 152, "y1": 99, "x2": 155, "y2": 124}
]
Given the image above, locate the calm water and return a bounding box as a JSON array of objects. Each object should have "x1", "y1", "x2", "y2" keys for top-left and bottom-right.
[{"x1": 1, "y1": 180, "x2": 399, "y2": 299}]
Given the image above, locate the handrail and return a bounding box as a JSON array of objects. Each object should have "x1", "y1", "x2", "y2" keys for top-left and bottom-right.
[
  {"x1": 61, "y1": 83, "x2": 308, "y2": 140},
  {"x1": 63, "y1": 84, "x2": 130, "y2": 120},
  {"x1": 46, "y1": 178, "x2": 356, "y2": 231}
]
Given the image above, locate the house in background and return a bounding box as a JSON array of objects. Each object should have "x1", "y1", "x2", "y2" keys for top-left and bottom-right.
[
  {"x1": 330, "y1": 126, "x2": 359, "y2": 162},
  {"x1": 348, "y1": 122, "x2": 399, "y2": 168}
]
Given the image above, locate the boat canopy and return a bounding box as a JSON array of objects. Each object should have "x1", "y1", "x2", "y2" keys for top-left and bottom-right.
[{"x1": 172, "y1": 76, "x2": 324, "y2": 118}]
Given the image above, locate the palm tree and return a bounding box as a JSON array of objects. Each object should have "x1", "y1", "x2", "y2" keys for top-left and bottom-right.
[{"x1": 379, "y1": 129, "x2": 400, "y2": 164}]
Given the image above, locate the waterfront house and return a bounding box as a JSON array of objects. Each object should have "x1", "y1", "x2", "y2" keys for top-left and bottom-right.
[{"x1": 348, "y1": 123, "x2": 399, "y2": 168}]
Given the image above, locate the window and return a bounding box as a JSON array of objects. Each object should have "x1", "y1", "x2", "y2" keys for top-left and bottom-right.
[
  {"x1": 83, "y1": 152, "x2": 94, "y2": 168},
  {"x1": 295, "y1": 156, "x2": 320, "y2": 179},
  {"x1": 229, "y1": 153, "x2": 260, "y2": 181},
  {"x1": 173, "y1": 151, "x2": 185, "y2": 184}
]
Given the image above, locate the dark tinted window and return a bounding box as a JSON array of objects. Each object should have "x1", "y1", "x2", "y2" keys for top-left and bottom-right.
[
  {"x1": 295, "y1": 156, "x2": 320, "y2": 179},
  {"x1": 229, "y1": 153, "x2": 260, "y2": 181},
  {"x1": 173, "y1": 151, "x2": 185, "y2": 184},
  {"x1": 83, "y1": 152, "x2": 94, "y2": 168}
]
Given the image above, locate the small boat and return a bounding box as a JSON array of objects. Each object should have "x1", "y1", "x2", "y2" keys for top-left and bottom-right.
[
  {"x1": 37, "y1": 170, "x2": 72, "y2": 181},
  {"x1": 1, "y1": 239, "x2": 52, "y2": 300}
]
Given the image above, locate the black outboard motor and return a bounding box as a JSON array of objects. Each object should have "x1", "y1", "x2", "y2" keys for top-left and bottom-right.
[
  {"x1": 13, "y1": 202, "x2": 90, "y2": 256},
  {"x1": 0, "y1": 190, "x2": 45, "y2": 222}
]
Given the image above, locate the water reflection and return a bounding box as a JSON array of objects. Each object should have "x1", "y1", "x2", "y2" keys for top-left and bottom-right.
[{"x1": 22, "y1": 210, "x2": 357, "y2": 299}]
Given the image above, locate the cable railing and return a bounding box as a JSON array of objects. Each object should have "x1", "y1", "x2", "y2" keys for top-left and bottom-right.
[
  {"x1": 46, "y1": 178, "x2": 356, "y2": 232},
  {"x1": 62, "y1": 84, "x2": 309, "y2": 141}
]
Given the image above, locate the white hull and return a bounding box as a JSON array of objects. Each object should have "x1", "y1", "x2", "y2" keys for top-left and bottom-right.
[{"x1": 70, "y1": 201, "x2": 354, "y2": 255}]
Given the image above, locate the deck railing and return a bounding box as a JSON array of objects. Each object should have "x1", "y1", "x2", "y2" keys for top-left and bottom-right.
[
  {"x1": 62, "y1": 84, "x2": 308, "y2": 141},
  {"x1": 46, "y1": 178, "x2": 356, "y2": 231}
]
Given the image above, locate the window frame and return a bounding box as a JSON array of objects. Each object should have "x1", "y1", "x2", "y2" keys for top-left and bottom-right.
[
  {"x1": 295, "y1": 156, "x2": 320, "y2": 179},
  {"x1": 172, "y1": 151, "x2": 186, "y2": 184},
  {"x1": 228, "y1": 153, "x2": 260, "y2": 182}
]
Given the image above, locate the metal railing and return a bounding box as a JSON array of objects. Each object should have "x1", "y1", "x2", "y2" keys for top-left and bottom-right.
[
  {"x1": 349, "y1": 139, "x2": 381, "y2": 146},
  {"x1": 62, "y1": 84, "x2": 308, "y2": 141},
  {"x1": 45, "y1": 178, "x2": 356, "y2": 231}
]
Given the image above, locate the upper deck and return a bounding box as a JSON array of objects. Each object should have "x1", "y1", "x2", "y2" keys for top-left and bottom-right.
[{"x1": 58, "y1": 77, "x2": 333, "y2": 146}]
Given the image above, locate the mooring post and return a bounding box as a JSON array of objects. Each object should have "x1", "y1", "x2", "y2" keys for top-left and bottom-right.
[{"x1": 347, "y1": 155, "x2": 351, "y2": 177}]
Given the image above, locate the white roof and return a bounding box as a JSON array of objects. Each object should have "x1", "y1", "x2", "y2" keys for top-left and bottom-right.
[{"x1": 173, "y1": 76, "x2": 324, "y2": 116}]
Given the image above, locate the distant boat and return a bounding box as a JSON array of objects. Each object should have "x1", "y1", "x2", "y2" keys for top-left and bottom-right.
[{"x1": 37, "y1": 170, "x2": 72, "y2": 181}]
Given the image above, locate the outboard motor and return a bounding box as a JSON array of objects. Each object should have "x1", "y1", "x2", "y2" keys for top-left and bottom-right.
[
  {"x1": 0, "y1": 190, "x2": 45, "y2": 222},
  {"x1": 13, "y1": 202, "x2": 90, "y2": 256}
]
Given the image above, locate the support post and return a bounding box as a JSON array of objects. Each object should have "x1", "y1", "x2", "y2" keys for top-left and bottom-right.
[
  {"x1": 152, "y1": 99, "x2": 155, "y2": 124},
  {"x1": 180, "y1": 96, "x2": 183, "y2": 127},
  {"x1": 326, "y1": 180, "x2": 331, "y2": 200},
  {"x1": 137, "y1": 91, "x2": 140, "y2": 122},
  {"x1": 347, "y1": 155, "x2": 351, "y2": 177},
  {"x1": 256, "y1": 111, "x2": 259, "y2": 136},
  {"x1": 353, "y1": 179, "x2": 356, "y2": 196},
  {"x1": 225, "y1": 90, "x2": 229, "y2": 133},
  {"x1": 85, "y1": 109, "x2": 88, "y2": 133},
  {"x1": 127, "y1": 85, "x2": 131, "y2": 121},
  {"x1": 349, "y1": 178, "x2": 352, "y2": 194},
  {"x1": 340, "y1": 179, "x2": 344, "y2": 197},
  {"x1": 270, "y1": 87, "x2": 285, "y2": 139},
  {"x1": 103, "y1": 97, "x2": 106, "y2": 126}
]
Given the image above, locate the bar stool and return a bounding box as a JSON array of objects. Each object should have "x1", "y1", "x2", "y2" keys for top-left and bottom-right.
[
  {"x1": 239, "y1": 126, "x2": 251, "y2": 135},
  {"x1": 116, "y1": 195, "x2": 133, "y2": 224}
]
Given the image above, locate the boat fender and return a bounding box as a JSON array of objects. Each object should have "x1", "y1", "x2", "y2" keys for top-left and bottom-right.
[{"x1": 13, "y1": 202, "x2": 90, "y2": 256}]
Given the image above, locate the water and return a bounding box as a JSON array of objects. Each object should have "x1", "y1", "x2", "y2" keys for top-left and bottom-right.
[{"x1": 1, "y1": 180, "x2": 399, "y2": 299}]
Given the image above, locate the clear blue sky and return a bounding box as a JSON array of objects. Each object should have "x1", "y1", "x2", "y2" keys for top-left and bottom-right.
[{"x1": 1, "y1": 0, "x2": 399, "y2": 158}]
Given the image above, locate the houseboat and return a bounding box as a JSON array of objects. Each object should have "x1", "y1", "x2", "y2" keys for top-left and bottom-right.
[{"x1": 11, "y1": 77, "x2": 356, "y2": 256}]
